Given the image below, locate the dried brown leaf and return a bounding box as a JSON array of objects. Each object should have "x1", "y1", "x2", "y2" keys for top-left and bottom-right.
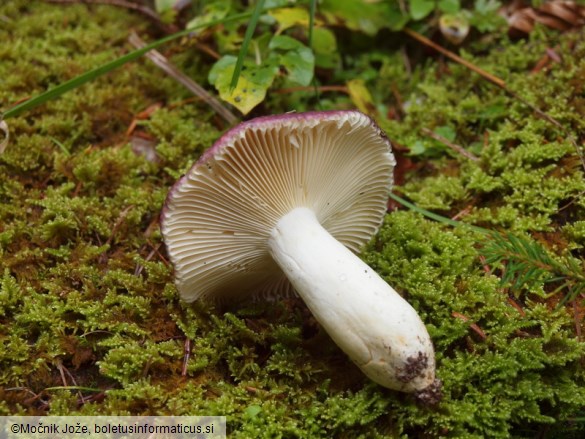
[
  {"x1": 503, "y1": 0, "x2": 585, "y2": 36},
  {"x1": 540, "y1": 1, "x2": 585, "y2": 25}
]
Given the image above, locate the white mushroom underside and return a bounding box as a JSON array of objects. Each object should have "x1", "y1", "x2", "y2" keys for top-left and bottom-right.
[{"x1": 162, "y1": 112, "x2": 395, "y2": 302}]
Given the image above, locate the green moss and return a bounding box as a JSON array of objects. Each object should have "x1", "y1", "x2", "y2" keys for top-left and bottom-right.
[
  {"x1": 379, "y1": 32, "x2": 585, "y2": 232},
  {"x1": 1, "y1": 1, "x2": 584, "y2": 437},
  {"x1": 563, "y1": 221, "x2": 585, "y2": 250},
  {"x1": 364, "y1": 211, "x2": 585, "y2": 437}
]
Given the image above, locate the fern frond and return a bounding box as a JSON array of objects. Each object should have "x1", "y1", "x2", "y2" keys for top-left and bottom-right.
[
  {"x1": 481, "y1": 231, "x2": 585, "y2": 300},
  {"x1": 388, "y1": 194, "x2": 585, "y2": 304}
]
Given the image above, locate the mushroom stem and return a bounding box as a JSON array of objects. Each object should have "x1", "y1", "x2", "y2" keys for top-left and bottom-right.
[{"x1": 268, "y1": 207, "x2": 436, "y2": 392}]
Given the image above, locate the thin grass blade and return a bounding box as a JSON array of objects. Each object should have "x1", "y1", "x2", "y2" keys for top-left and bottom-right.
[
  {"x1": 229, "y1": 0, "x2": 265, "y2": 91},
  {"x1": 388, "y1": 193, "x2": 488, "y2": 235},
  {"x1": 2, "y1": 11, "x2": 254, "y2": 120},
  {"x1": 308, "y1": 0, "x2": 316, "y2": 48}
]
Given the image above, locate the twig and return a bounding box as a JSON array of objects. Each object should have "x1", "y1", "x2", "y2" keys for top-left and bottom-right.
[
  {"x1": 558, "y1": 189, "x2": 585, "y2": 212},
  {"x1": 452, "y1": 312, "x2": 487, "y2": 340},
  {"x1": 105, "y1": 205, "x2": 134, "y2": 247},
  {"x1": 421, "y1": 127, "x2": 480, "y2": 162},
  {"x1": 0, "y1": 119, "x2": 8, "y2": 153},
  {"x1": 507, "y1": 296, "x2": 526, "y2": 317},
  {"x1": 531, "y1": 46, "x2": 561, "y2": 74},
  {"x1": 404, "y1": 29, "x2": 561, "y2": 125},
  {"x1": 397, "y1": 0, "x2": 407, "y2": 14},
  {"x1": 192, "y1": 42, "x2": 221, "y2": 60},
  {"x1": 182, "y1": 338, "x2": 191, "y2": 376},
  {"x1": 55, "y1": 359, "x2": 69, "y2": 387},
  {"x1": 404, "y1": 28, "x2": 505, "y2": 88},
  {"x1": 451, "y1": 204, "x2": 474, "y2": 221},
  {"x1": 98, "y1": 205, "x2": 133, "y2": 261},
  {"x1": 45, "y1": 0, "x2": 178, "y2": 33},
  {"x1": 55, "y1": 359, "x2": 85, "y2": 403},
  {"x1": 129, "y1": 32, "x2": 239, "y2": 126},
  {"x1": 134, "y1": 242, "x2": 162, "y2": 276},
  {"x1": 404, "y1": 27, "x2": 585, "y2": 172},
  {"x1": 401, "y1": 46, "x2": 413, "y2": 78},
  {"x1": 6, "y1": 387, "x2": 50, "y2": 409},
  {"x1": 390, "y1": 83, "x2": 405, "y2": 118},
  {"x1": 146, "y1": 238, "x2": 169, "y2": 266}
]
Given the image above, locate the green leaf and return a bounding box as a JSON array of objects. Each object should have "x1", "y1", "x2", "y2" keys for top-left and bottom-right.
[
  {"x1": 268, "y1": 7, "x2": 309, "y2": 34},
  {"x1": 186, "y1": 0, "x2": 231, "y2": 32},
  {"x1": 475, "y1": 0, "x2": 501, "y2": 15},
  {"x1": 410, "y1": 0, "x2": 435, "y2": 20},
  {"x1": 311, "y1": 27, "x2": 340, "y2": 69},
  {"x1": 154, "y1": 0, "x2": 177, "y2": 13},
  {"x1": 387, "y1": 4, "x2": 410, "y2": 31},
  {"x1": 409, "y1": 140, "x2": 427, "y2": 156},
  {"x1": 478, "y1": 102, "x2": 506, "y2": 120},
  {"x1": 244, "y1": 405, "x2": 262, "y2": 418},
  {"x1": 320, "y1": 0, "x2": 393, "y2": 35},
  {"x1": 434, "y1": 125, "x2": 456, "y2": 141},
  {"x1": 268, "y1": 35, "x2": 314, "y2": 86},
  {"x1": 471, "y1": 0, "x2": 505, "y2": 32},
  {"x1": 209, "y1": 56, "x2": 279, "y2": 115},
  {"x1": 438, "y1": 0, "x2": 460, "y2": 14},
  {"x1": 267, "y1": 34, "x2": 305, "y2": 52}
]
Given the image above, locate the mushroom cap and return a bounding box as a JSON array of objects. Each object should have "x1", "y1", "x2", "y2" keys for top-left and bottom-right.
[{"x1": 161, "y1": 111, "x2": 396, "y2": 303}]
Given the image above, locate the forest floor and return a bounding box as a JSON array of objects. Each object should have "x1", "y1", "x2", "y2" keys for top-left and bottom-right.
[{"x1": 1, "y1": 1, "x2": 584, "y2": 437}]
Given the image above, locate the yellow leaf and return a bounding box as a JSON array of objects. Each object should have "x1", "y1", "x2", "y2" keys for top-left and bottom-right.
[
  {"x1": 346, "y1": 79, "x2": 378, "y2": 117},
  {"x1": 218, "y1": 75, "x2": 269, "y2": 115},
  {"x1": 209, "y1": 56, "x2": 279, "y2": 115},
  {"x1": 268, "y1": 7, "x2": 310, "y2": 34}
]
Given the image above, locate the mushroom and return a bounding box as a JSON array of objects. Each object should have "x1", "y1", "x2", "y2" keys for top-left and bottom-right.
[{"x1": 161, "y1": 111, "x2": 437, "y2": 394}]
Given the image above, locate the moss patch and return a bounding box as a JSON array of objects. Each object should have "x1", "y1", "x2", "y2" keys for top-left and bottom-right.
[
  {"x1": 364, "y1": 212, "x2": 585, "y2": 437},
  {"x1": 1, "y1": 2, "x2": 584, "y2": 438},
  {"x1": 378, "y1": 30, "x2": 585, "y2": 234}
]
